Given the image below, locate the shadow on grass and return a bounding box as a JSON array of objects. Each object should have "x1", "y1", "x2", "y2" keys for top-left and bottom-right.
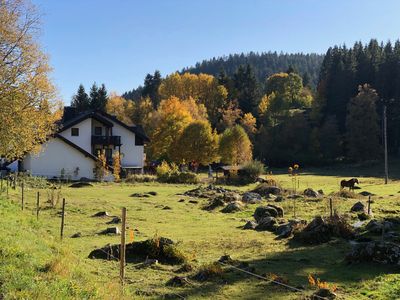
[{"x1": 173, "y1": 239, "x2": 400, "y2": 299}]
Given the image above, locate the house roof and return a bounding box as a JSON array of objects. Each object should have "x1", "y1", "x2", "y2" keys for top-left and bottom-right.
[
  {"x1": 54, "y1": 133, "x2": 114, "y2": 171},
  {"x1": 58, "y1": 108, "x2": 150, "y2": 143}
]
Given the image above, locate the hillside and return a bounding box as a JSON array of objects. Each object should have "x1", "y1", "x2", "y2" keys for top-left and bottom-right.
[{"x1": 182, "y1": 51, "x2": 324, "y2": 88}]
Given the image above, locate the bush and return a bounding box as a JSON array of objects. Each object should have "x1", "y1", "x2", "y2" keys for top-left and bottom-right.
[
  {"x1": 156, "y1": 161, "x2": 198, "y2": 184},
  {"x1": 125, "y1": 174, "x2": 156, "y2": 183},
  {"x1": 241, "y1": 160, "x2": 265, "y2": 182}
]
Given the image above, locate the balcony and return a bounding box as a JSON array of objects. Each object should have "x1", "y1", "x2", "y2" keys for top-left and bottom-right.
[{"x1": 91, "y1": 135, "x2": 121, "y2": 146}]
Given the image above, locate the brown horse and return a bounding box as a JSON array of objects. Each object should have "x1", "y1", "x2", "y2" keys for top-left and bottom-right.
[{"x1": 340, "y1": 178, "x2": 359, "y2": 191}]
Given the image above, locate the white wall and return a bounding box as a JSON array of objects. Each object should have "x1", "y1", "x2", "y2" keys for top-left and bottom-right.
[
  {"x1": 59, "y1": 118, "x2": 92, "y2": 153},
  {"x1": 110, "y1": 121, "x2": 144, "y2": 167},
  {"x1": 23, "y1": 137, "x2": 96, "y2": 180}
]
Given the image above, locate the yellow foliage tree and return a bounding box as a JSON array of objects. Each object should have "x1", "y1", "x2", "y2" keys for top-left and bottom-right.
[
  {"x1": 219, "y1": 125, "x2": 252, "y2": 165},
  {"x1": 106, "y1": 92, "x2": 135, "y2": 125},
  {"x1": 158, "y1": 72, "x2": 227, "y2": 126},
  {"x1": 240, "y1": 112, "x2": 257, "y2": 138},
  {"x1": 0, "y1": 0, "x2": 59, "y2": 159},
  {"x1": 94, "y1": 150, "x2": 109, "y2": 181},
  {"x1": 131, "y1": 96, "x2": 153, "y2": 128},
  {"x1": 112, "y1": 151, "x2": 121, "y2": 182},
  {"x1": 173, "y1": 120, "x2": 219, "y2": 165}
]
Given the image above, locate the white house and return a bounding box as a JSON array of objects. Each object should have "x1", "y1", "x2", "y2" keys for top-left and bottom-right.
[{"x1": 21, "y1": 107, "x2": 149, "y2": 180}]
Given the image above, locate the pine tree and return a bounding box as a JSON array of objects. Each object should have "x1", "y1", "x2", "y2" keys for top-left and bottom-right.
[
  {"x1": 71, "y1": 84, "x2": 90, "y2": 112},
  {"x1": 89, "y1": 83, "x2": 108, "y2": 111},
  {"x1": 89, "y1": 83, "x2": 99, "y2": 110},
  {"x1": 346, "y1": 84, "x2": 381, "y2": 161},
  {"x1": 142, "y1": 70, "x2": 162, "y2": 107},
  {"x1": 233, "y1": 64, "x2": 260, "y2": 114}
]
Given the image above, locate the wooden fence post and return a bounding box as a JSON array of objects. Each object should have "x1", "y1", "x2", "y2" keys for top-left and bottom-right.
[
  {"x1": 13, "y1": 173, "x2": 16, "y2": 190},
  {"x1": 36, "y1": 192, "x2": 40, "y2": 220},
  {"x1": 21, "y1": 182, "x2": 24, "y2": 210},
  {"x1": 60, "y1": 198, "x2": 66, "y2": 239},
  {"x1": 120, "y1": 207, "x2": 127, "y2": 285},
  {"x1": 329, "y1": 198, "x2": 333, "y2": 217},
  {"x1": 1, "y1": 174, "x2": 3, "y2": 193},
  {"x1": 367, "y1": 195, "x2": 371, "y2": 215},
  {"x1": 6, "y1": 177, "x2": 8, "y2": 198}
]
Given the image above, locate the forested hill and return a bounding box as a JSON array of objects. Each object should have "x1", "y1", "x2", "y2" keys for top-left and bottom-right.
[{"x1": 182, "y1": 52, "x2": 324, "y2": 88}]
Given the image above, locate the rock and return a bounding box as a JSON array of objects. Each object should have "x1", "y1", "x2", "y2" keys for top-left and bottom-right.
[
  {"x1": 350, "y1": 201, "x2": 366, "y2": 213},
  {"x1": 166, "y1": 276, "x2": 189, "y2": 287},
  {"x1": 303, "y1": 188, "x2": 319, "y2": 198},
  {"x1": 92, "y1": 211, "x2": 109, "y2": 217},
  {"x1": 221, "y1": 201, "x2": 243, "y2": 213},
  {"x1": 99, "y1": 227, "x2": 121, "y2": 235},
  {"x1": 188, "y1": 200, "x2": 198, "y2": 204},
  {"x1": 107, "y1": 216, "x2": 121, "y2": 224},
  {"x1": 293, "y1": 216, "x2": 332, "y2": 244},
  {"x1": 218, "y1": 255, "x2": 235, "y2": 263},
  {"x1": 274, "y1": 196, "x2": 284, "y2": 202},
  {"x1": 88, "y1": 237, "x2": 184, "y2": 264},
  {"x1": 266, "y1": 193, "x2": 277, "y2": 200},
  {"x1": 163, "y1": 206, "x2": 172, "y2": 210},
  {"x1": 204, "y1": 197, "x2": 225, "y2": 210},
  {"x1": 275, "y1": 223, "x2": 293, "y2": 238},
  {"x1": 346, "y1": 241, "x2": 400, "y2": 265},
  {"x1": 71, "y1": 232, "x2": 81, "y2": 238},
  {"x1": 148, "y1": 191, "x2": 157, "y2": 196},
  {"x1": 287, "y1": 194, "x2": 302, "y2": 199},
  {"x1": 359, "y1": 191, "x2": 375, "y2": 197},
  {"x1": 178, "y1": 199, "x2": 185, "y2": 202},
  {"x1": 252, "y1": 184, "x2": 281, "y2": 196},
  {"x1": 357, "y1": 212, "x2": 371, "y2": 221},
  {"x1": 366, "y1": 219, "x2": 394, "y2": 234},
  {"x1": 69, "y1": 182, "x2": 93, "y2": 188},
  {"x1": 312, "y1": 288, "x2": 337, "y2": 299},
  {"x1": 318, "y1": 189, "x2": 324, "y2": 195},
  {"x1": 254, "y1": 204, "x2": 284, "y2": 222},
  {"x1": 242, "y1": 192, "x2": 262, "y2": 203},
  {"x1": 255, "y1": 216, "x2": 277, "y2": 231},
  {"x1": 243, "y1": 220, "x2": 257, "y2": 230},
  {"x1": 224, "y1": 192, "x2": 241, "y2": 202}
]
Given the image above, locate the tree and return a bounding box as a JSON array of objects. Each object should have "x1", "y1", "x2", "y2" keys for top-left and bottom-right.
[
  {"x1": 0, "y1": 0, "x2": 59, "y2": 159},
  {"x1": 94, "y1": 149, "x2": 109, "y2": 181},
  {"x1": 71, "y1": 84, "x2": 90, "y2": 112},
  {"x1": 233, "y1": 64, "x2": 260, "y2": 114},
  {"x1": 146, "y1": 96, "x2": 206, "y2": 161},
  {"x1": 159, "y1": 72, "x2": 227, "y2": 126},
  {"x1": 106, "y1": 92, "x2": 135, "y2": 124},
  {"x1": 142, "y1": 70, "x2": 162, "y2": 107},
  {"x1": 346, "y1": 84, "x2": 381, "y2": 161},
  {"x1": 217, "y1": 100, "x2": 242, "y2": 132},
  {"x1": 112, "y1": 151, "x2": 121, "y2": 182},
  {"x1": 89, "y1": 83, "x2": 99, "y2": 109},
  {"x1": 219, "y1": 125, "x2": 252, "y2": 165},
  {"x1": 131, "y1": 97, "x2": 153, "y2": 127},
  {"x1": 240, "y1": 112, "x2": 257, "y2": 140},
  {"x1": 173, "y1": 120, "x2": 219, "y2": 165}
]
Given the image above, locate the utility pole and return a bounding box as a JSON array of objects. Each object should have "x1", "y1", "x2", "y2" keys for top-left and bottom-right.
[{"x1": 383, "y1": 105, "x2": 388, "y2": 184}]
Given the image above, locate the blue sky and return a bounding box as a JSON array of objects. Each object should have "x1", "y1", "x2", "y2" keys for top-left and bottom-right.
[{"x1": 32, "y1": 0, "x2": 400, "y2": 103}]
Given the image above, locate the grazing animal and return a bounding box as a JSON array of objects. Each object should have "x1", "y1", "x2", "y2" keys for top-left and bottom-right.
[{"x1": 340, "y1": 178, "x2": 359, "y2": 191}]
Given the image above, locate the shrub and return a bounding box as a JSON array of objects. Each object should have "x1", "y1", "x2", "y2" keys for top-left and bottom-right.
[
  {"x1": 156, "y1": 161, "x2": 198, "y2": 184},
  {"x1": 241, "y1": 160, "x2": 265, "y2": 182},
  {"x1": 125, "y1": 174, "x2": 156, "y2": 183}
]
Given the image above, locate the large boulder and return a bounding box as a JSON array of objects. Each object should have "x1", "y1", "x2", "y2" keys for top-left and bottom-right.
[
  {"x1": 255, "y1": 217, "x2": 277, "y2": 231},
  {"x1": 242, "y1": 192, "x2": 262, "y2": 203},
  {"x1": 275, "y1": 223, "x2": 293, "y2": 238},
  {"x1": 99, "y1": 227, "x2": 120, "y2": 235},
  {"x1": 303, "y1": 188, "x2": 319, "y2": 198},
  {"x1": 224, "y1": 192, "x2": 241, "y2": 202},
  {"x1": 350, "y1": 201, "x2": 366, "y2": 213},
  {"x1": 254, "y1": 205, "x2": 284, "y2": 222},
  {"x1": 293, "y1": 216, "x2": 332, "y2": 244},
  {"x1": 221, "y1": 201, "x2": 243, "y2": 213},
  {"x1": 346, "y1": 241, "x2": 400, "y2": 265},
  {"x1": 365, "y1": 219, "x2": 394, "y2": 234},
  {"x1": 204, "y1": 197, "x2": 225, "y2": 210},
  {"x1": 252, "y1": 183, "x2": 281, "y2": 196}
]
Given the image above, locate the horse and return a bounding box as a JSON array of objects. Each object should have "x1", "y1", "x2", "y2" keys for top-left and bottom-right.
[{"x1": 340, "y1": 178, "x2": 359, "y2": 191}]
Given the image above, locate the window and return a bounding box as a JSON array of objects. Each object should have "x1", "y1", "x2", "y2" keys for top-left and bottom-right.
[
  {"x1": 71, "y1": 128, "x2": 79, "y2": 136},
  {"x1": 94, "y1": 126, "x2": 102, "y2": 136}
]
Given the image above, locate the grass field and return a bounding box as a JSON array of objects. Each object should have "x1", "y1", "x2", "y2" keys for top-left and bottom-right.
[{"x1": 1, "y1": 162, "x2": 400, "y2": 299}]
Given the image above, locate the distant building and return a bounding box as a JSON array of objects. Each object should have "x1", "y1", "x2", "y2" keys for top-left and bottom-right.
[{"x1": 21, "y1": 107, "x2": 149, "y2": 180}]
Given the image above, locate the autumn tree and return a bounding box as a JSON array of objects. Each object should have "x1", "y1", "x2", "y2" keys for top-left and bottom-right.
[
  {"x1": 146, "y1": 96, "x2": 207, "y2": 160},
  {"x1": 0, "y1": 0, "x2": 59, "y2": 159},
  {"x1": 240, "y1": 112, "x2": 257, "y2": 140},
  {"x1": 159, "y1": 72, "x2": 227, "y2": 126},
  {"x1": 173, "y1": 120, "x2": 219, "y2": 165},
  {"x1": 142, "y1": 70, "x2": 162, "y2": 107},
  {"x1": 346, "y1": 84, "x2": 381, "y2": 161},
  {"x1": 71, "y1": 84, "x2": 90, "y2": 112},
  {"x1": 131, "y1": 97, "x2": 153, "y2": 127},
  {"x1": 106, "y1": 92, "x2": 135, "y2": 124},
  {"x1": 112, "y1": 151, "x2": 121, "y2": 182},
  {"x1": 219, "y1": 125, "x2": 252, "y2": 165}
]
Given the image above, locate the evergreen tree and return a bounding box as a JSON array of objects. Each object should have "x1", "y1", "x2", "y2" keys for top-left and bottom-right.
[
  {"x1": 142, "y1": 70, "x2": 162, "y2": 107},
  {"x1": 233, "y1": 64, "x2": 260, "y2": 114},
  {"x1": 346, "y1": 84, "x2": 381, "y2": 161},
  {"x1": 89, "y1": 83, "x2": 99, "y2": 109},
  {"x1": 71, "y1": 84, "x2": 90, "y2": 112},
  {"x1": 89, "y1": 83, "x2": 108, "y2": 111}
]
